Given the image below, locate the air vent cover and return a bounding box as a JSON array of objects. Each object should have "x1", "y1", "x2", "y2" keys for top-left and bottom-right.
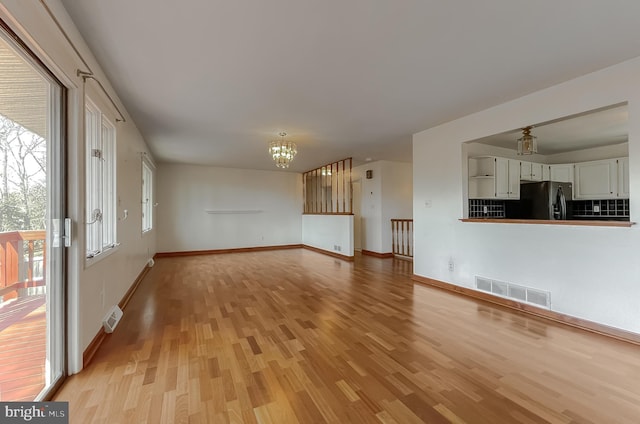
[
  {"x1": 475, "y1": 276, "x2": 550, "y2": 309},
  {"x1": 103, "y1": 305, "x2": 123, "y2": 333}
]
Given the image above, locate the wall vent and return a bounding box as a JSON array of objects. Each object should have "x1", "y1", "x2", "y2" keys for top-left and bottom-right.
[
  {"x1": 475, "y1": 276, "x2": 550, "y2": 309},
  {"x1": 102, "y1": 305, "x2": 124, "y2": 333}
]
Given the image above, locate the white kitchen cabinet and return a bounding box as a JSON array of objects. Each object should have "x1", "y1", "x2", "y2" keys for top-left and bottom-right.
[
  {"x1": 520, "y1": 161, "x2": 543, "y2": 181},
  {"x1": 550, "y1": 164, "x2": 573, "y2": 183},
  {"x1": 468, "y1": 156, "x2": 519, "y2": 199},
  {"x1": 574, "y1": 159, "x2": 618, "y2": 199},
  {"x1": 468, "y1": 157, "x2": 496, "y2": 199},
  {"x1": 507, "y1": 159, "x2": 521, "y2": 199},
  {"x1": 542, "y1": 165, "x2": 550, "y2": 181},
  {"x1": 617, "y1": 157, "x2": 629, "y2": 198},
  {"x1": 495, "y1": 157, "x2": 520, "y2": 199}
]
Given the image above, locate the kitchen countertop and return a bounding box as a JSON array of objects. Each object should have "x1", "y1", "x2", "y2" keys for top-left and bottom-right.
[{"x1": 460, "y1": 218, "x2": 634, "y2": 227}]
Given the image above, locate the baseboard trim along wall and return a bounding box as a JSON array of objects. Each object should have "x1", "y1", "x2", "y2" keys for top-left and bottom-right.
[
  {"x1": 154, "y1": 244, "x2": 304, "y2": 258},
  {"x1": 83, "y1": 264, "x2": 152, "y2": 368},
  {"x1": 361, "y1": 249, "x2": 394, "y2": 259},
  {"x1": 156, "y1": 244, "x2": 356, "y2": 261},
  {"x1": 412, "y1": 274, "x2": 640, "y2": 346},
  {"x1": 302, "y1": 245, "x2": 354, "y2": 261}
]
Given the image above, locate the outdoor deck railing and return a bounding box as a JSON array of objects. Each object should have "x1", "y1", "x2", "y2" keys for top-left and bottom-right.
[{"x1": 0, "y1": 230, "x2": 46, "y2": 301}]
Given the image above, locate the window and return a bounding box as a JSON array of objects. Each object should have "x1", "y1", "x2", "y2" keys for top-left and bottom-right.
[
  {"x1": 85, "y1": 97, "x2": 117, "y2": 259},
  {"x1": 142, "y1": 158, "x2": 153, "y2": 232}
]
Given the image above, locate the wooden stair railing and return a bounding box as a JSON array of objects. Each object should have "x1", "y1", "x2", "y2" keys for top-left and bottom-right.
[{"x1": 391, "y1": 219, "x2": 413, "y2": 258}]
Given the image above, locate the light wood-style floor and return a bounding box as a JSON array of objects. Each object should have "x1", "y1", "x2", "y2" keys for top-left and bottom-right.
[{"x1": 55, "y1": 250, "x2": 640, "y2": 423}]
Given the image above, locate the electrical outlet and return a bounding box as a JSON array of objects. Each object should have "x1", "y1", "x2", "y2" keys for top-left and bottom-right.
[{"x1": 448, "y1": 258, "x2": 454, "y2": 272}]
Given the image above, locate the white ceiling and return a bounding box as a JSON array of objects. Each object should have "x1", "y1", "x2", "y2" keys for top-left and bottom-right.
[
  {"x1": 59, "y1": 0, "x2": 640, "y2": 172},
  {"x1": 471, "y1": 104, "x2": 629, "y2": 155}
]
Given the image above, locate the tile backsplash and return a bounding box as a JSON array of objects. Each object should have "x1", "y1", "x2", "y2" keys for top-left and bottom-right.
[
  {"x1": 469, "y1": 199, "x2": 506, "y2": 218},
  {"x1": 572, "y1": 199, "x2": 629, "y2": 218}
]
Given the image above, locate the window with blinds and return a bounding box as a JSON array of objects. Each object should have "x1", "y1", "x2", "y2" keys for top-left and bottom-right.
[{"x1": 85, "y1": 97, "x2": 117, "y2": 259}]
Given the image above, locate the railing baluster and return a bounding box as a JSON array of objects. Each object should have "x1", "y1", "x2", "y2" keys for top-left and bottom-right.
[{"x1": 28, "y1": 240, "x2": 34, "y2": 284}]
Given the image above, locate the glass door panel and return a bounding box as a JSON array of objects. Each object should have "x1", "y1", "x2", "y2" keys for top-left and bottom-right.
[{"x1": 0, "y1": 26, "x2": 65, "y2": 401}]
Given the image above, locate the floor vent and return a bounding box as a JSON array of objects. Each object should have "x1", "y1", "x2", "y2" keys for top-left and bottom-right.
[
  {"x1": 475, "y1": 276, "x2": 550, "y2": 309},
  {"x1": 103, "y1": 305, "x2": 124, "y2": 333}
]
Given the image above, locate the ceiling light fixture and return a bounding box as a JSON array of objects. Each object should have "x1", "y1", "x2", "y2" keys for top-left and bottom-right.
[
  {"x1": 269, "y1": 131, "x2": 297, "y2": 168},
  {"x1": 517, "y1": 126, "x2": 538, "y2": 155}
]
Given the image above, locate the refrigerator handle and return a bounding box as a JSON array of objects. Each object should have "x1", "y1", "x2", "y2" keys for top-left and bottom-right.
[{"x1": 558, "y1": 187, "x2": 567, "y2": 220}]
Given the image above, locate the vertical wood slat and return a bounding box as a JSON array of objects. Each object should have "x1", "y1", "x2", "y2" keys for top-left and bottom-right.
[
  {"x1": 349, "y1": 158, "x2": 353, "y2": 215},
  {"x1": 27, "y1": 240, "x2": 34, "y2": 283},
  {"x1": 314, "y1": 168, "x2": 318, "y2": 213},
  {"x1": 332, "y1": 162, "x2": 336, "y2": 213},
  {"x1": 324, "y1": 166, "x2": 328, "y2": 213},
  {"x1": 400, "y1": 221, "x2": 407, "y2": 256},
  {"x1": 302, "y1": 172, "x2": 306, "y2": 213},
  {"x1": 341, "y1": 160, "x2": 344, "y2": 213}
]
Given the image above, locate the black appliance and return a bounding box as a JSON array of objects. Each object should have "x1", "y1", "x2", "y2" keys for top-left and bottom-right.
[{"x1": 519, "y1": 181, "x2": 573, "y2": 220}]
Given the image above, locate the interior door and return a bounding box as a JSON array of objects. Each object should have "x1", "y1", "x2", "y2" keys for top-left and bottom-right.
[{"x1": 0, "y1": 25, "x2": 65, "y2": 401}]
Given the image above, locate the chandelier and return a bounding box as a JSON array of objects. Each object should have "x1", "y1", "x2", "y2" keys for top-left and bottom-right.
[
  {"x1": 269, "y1": 132, "x2": 297, "y2": 168},
  {"x1": 517, "y1": 126, "x2": 538, "y2": 155}
]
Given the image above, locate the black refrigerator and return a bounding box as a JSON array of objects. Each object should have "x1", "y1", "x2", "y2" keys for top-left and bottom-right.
[{"x1": 519, "y1": 181, "x2": 573, "y2": 220}]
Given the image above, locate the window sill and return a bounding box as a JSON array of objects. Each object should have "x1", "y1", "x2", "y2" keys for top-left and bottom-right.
[
  {"x1": 85, "y1": 244, "x2": 120, "y2": 268},
  {"x1": 459, "y1": 218, "x2": 634, "y2": 228}
]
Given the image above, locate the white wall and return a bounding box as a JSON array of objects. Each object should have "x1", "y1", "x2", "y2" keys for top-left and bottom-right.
[
  {"x1": 354, "y1": 161, "x2": 412, "y2": 253},
  {"x1": 157, "y1": 164, "x2": 302, "y2": 252},
  {"x1": 0, "y1": 0, "x2": 157, "y2": 372},
  {"x1": 355, "y1": 162, "x2": 383, "y2": 252},
  {"x1": 302, "y1": 215, "x2": 354, "y2": 257},
  {"x1": 381, "y1": 161, "x2": 413, "y2": 252},
  {"x1": 414, "y1": 56, "x2": 640, "y2": 333}
]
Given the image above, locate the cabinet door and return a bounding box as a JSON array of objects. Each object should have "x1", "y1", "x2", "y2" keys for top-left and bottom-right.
[
  {"x1": 508, "y1": 159, "x2": 520, "y2": 198},
  {"x1": 495, "y1": 157, "x2": 510, "y2": 198},
  {"x1": 530, "y1": 163, "x2": 543, "y2": 181},
  {"x1": 574, "y1": 159, "x2": 617, "y2": 199},
  {"x1": 617, "y1": 157, "x2": 629, "y2": 198},
  {"x1": 520, "y1": 161, "x2": 532, "y2": 180},
  {"x1": 542, "y1": 165, "x2": 550, "y2": 181},
  {"x1": 550, "y1": 164, "x2": 573, "y2": 183}
]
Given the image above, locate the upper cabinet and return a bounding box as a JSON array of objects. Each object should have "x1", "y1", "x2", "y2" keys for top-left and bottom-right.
[
  {"x1": 617, "y1": 157, "x2": 629, "y2": 198},
  {"x1": 549, "y1": 164, "x2": 573, "y2": 183},
  {"x1": 520, "y1": 161, "x2": 543, "y2": 181},
  {"x1": 468, "y1": 156, "x2": 519, "y2": 199},
  {"x1": 574, "y1": 158, "x2": 628, "y2": 199},
  {"x1": 496, "y1": 157, "x2": 520, "y2": 199}
]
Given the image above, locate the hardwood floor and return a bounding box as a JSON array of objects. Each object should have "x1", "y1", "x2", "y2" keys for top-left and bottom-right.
[{"x1": 55, "y1": 250, "x2": 640, "y2": 423}]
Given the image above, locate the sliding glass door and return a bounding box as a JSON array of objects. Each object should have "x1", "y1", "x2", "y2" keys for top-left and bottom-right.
[{"x1": 0, "y1": 24, "x2": 65, "y2": 401}]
